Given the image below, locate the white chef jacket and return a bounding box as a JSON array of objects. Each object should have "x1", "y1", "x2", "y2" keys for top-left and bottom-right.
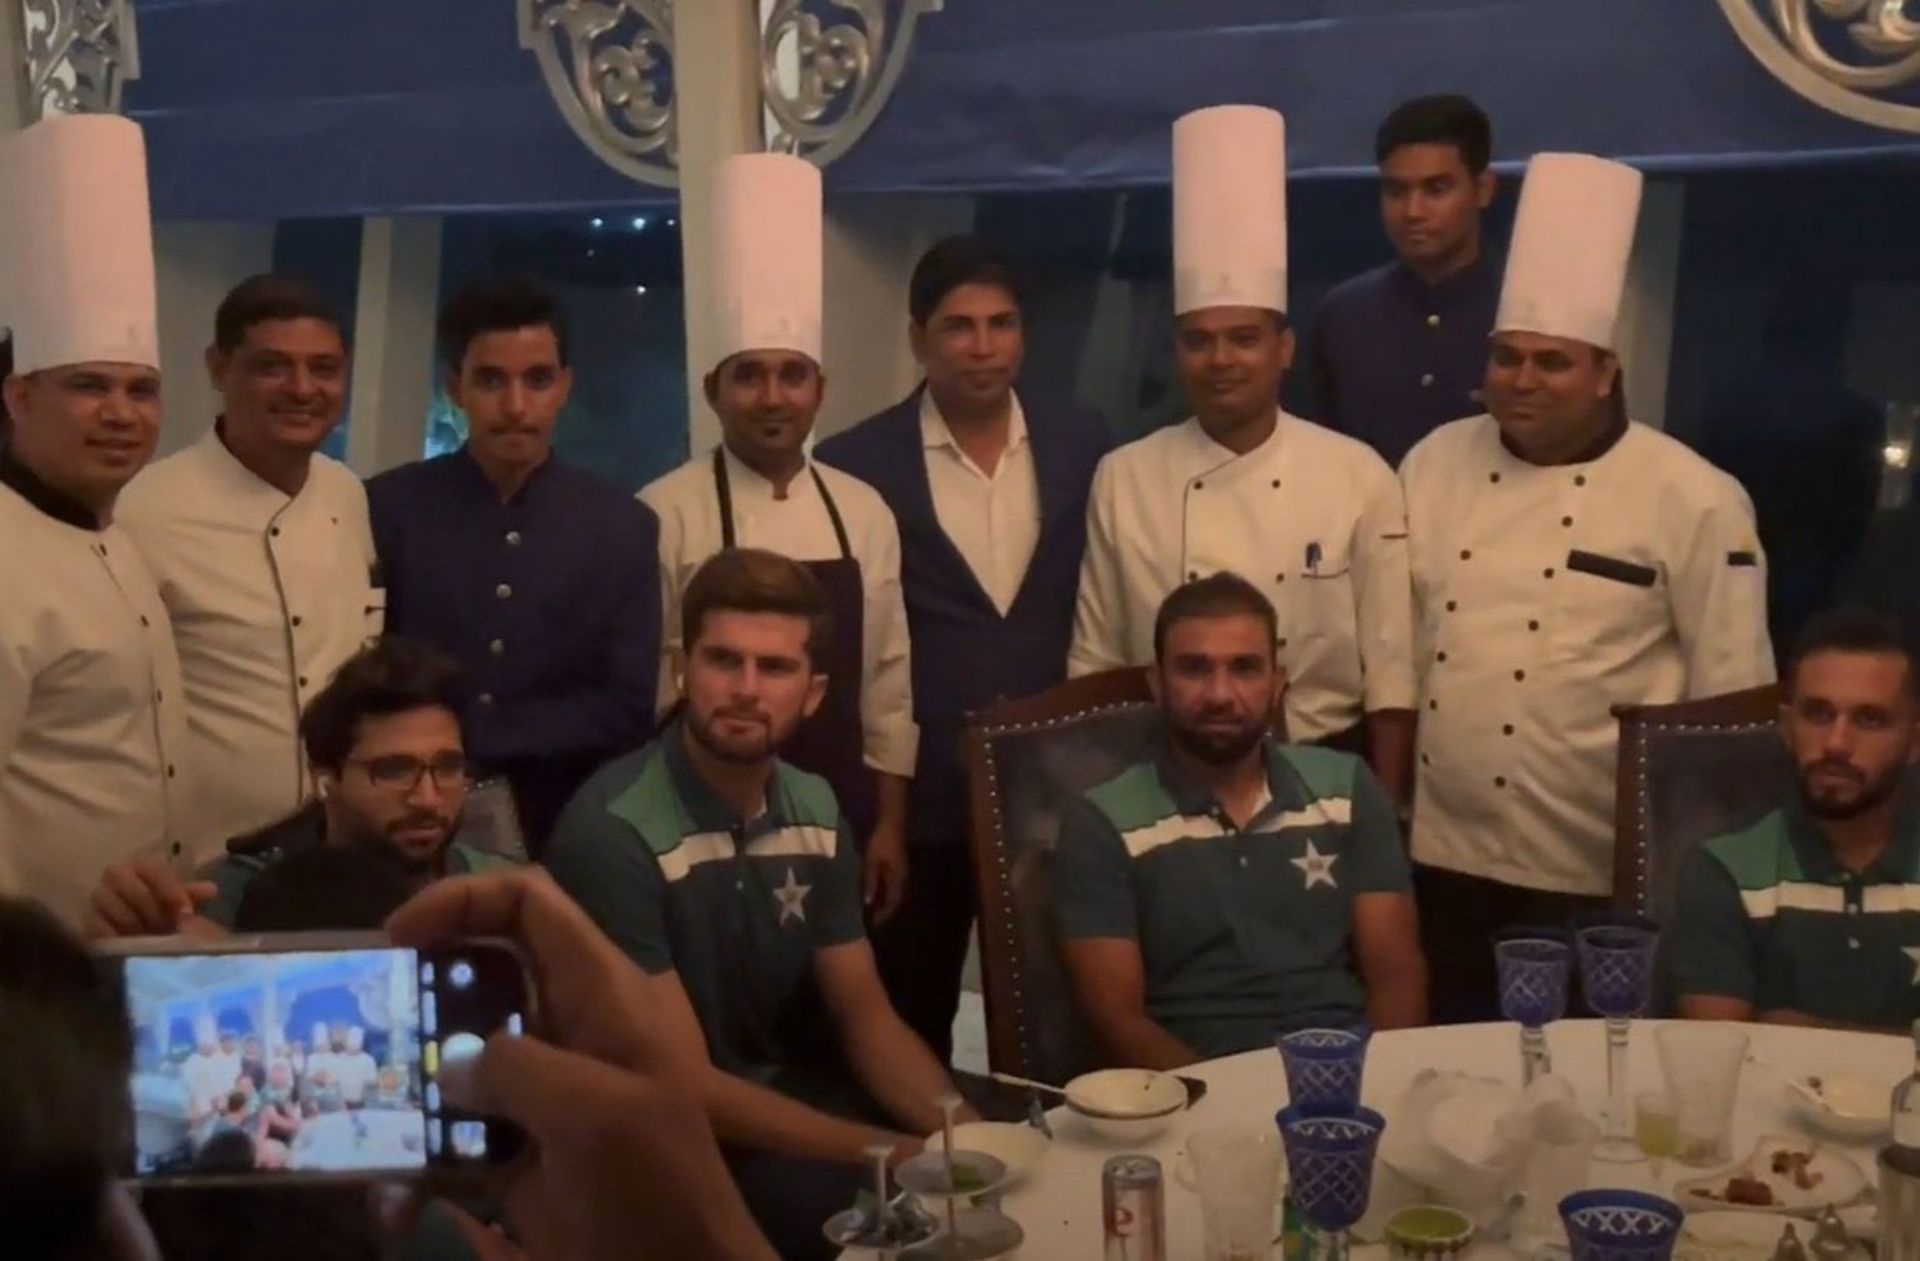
[
  {"x1": 921, "y1": 390, "x2": 1040, "y2": 616},
  {"x1": 1401, "y1": 417, "x2": 1776, "y2": 896},
  {"x1": 0, "y1": 482, "x2": 193, "y2": 926},
  {"x1": 1070, "y1": 411, "x2": 1417, "y2": 742},
  {"x1": 639, "y1": 446, "x2": 919, "y2": 777},
  {"x1": 118, "y1": 431, "x2": 381, "y2": 847}
]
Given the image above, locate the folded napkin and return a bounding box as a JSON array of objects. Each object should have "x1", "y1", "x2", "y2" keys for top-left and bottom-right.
[{"x1": 1376, "y1": 1071, "x2": 1579, "y2": 1227}]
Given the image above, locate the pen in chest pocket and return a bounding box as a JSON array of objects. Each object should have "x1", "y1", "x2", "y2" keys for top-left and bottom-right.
[{"x1": 1305, "y1": 541, "x2": 1322, "y2": 575}]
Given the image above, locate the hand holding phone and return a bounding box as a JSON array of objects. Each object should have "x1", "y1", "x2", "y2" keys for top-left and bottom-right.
[
  {"x1": 384, "y1": 871, "x2": 775, "y2": 1261},
  {"x1": 100, "y1": 931, "x2": 532, "y2": 1184}
]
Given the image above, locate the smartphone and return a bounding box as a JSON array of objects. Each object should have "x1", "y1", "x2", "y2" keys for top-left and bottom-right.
[{"x1": 95, "y1": 932, "x2": 534, "y2": 1185}]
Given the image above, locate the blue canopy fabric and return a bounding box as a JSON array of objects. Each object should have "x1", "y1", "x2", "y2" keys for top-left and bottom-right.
[{"x1": 126, "y1": 0, "x2": 1920, "y2": 221}]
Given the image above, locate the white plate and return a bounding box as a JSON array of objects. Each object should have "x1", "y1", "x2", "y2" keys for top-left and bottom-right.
[
  {"x1": 1674, "y1": 1134, "x2": 1871, "y2": 1217},
  {"x1": 1789, "y1": 1071, "x2": 1895, "y2": 1142},
  {"x1": 924, "y1": 1123, "x2": 1049, "y2": 1186},
  {"x1": 1675, "y1": 1212, "x2": 1782, "y2": 1261}
]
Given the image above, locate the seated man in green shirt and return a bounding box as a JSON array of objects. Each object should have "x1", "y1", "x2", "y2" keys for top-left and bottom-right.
[
  {"x1": 1668, "y1": 607, "x2": 1920, "y2": 1032},
  {"x1": 83, "y1": 637, "x2": 518, "y2": 938},
  {"x1": 543, "y1": 549, "x2": 971, "y2": 1261},
  {"x1": 1053, "y1": 573, "x2": 1429, "y2": 1069}
]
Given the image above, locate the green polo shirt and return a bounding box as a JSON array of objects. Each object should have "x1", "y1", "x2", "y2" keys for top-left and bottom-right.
[
  {"x1": 543, "y1": 723, "x2": 866, "y2": 1103},
  {"x1": 1052, "y1": 741, "x2": 1411, "y2": 1057},
  {"x1": 1666, "y1": 805, "x2": 1920, "y2": 1031}
]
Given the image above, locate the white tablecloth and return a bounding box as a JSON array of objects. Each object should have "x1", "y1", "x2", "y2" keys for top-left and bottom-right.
[{"x1": 877, "y1": 1020, "x2": 1907, "y2": 1260}]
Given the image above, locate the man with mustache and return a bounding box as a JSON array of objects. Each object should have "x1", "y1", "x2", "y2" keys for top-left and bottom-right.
[
  {"x1": 814, "y1": 236, "x2": 1112, "y2": 1062},
  {"x1": 0, "y1": 115, "x2": 197, "y2": 927},
  {"x1": 641, "y1": 155, "x2": 917, "y2": 939},
  {"x1": 1400, "y1": 154, "x2": 1774, "y2": 1020},
  {"x1": 118, "y1": 274, "x2": 381, "y2": 850},
  {"x1": 1669, "y1": 608, "x2": 1920, "y2": 1032},
  {"x1": 368, "y1": 277, "x2": 661, "y2": 852},
  {"x1": 1054, "y1": 573, "x2": 1427, "y2": 1069},
  {"x1": 546, "y1": 548, "x2": 964, "y2": 1260},
  {"x1": 81, "y1": 636, "x2": 517, "y2": 940},
  {"x1": 1071, "y1": 106, "x2": 1418, "y2": 806}
]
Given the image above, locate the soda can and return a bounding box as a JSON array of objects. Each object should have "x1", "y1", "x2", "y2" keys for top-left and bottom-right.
[{"x1": 1102, "y1": 1154, "x2": 1167, "y2": 1260}]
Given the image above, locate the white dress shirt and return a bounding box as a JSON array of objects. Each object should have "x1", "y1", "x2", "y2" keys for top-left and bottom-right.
[
  {"x1": 1402, "y1": 416, "x2": 1776, "y2": 895},
  {"x1": 640, "y1": 446, "x2": 919, "y2": 777},
  {"x1": 1070, "y1": 411, "x2": 1417, "y2": 742},
  {"x1": 118, "y1": 430, "x2": 381, "y2": 846},
  {"x1": 0, "y1": 483, "x2": 193, "y2": 925},
  {"x1": 920, "y1": 390, "x2": 1041, "y2": 616}
]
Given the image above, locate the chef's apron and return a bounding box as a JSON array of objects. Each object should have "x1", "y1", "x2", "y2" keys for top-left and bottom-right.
[{"x1": 713, "y1": 450, "x2": 878, "y2": 845}]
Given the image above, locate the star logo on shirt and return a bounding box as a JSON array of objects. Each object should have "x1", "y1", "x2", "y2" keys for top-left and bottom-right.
[
  {"x1": 1905, "y1": 946, "x2": 1920, "y2": 986},
  {"x1": 1291, "y1": 841, "x2": 1339, "y2": 891},
  {"x1": 773, "y1": 866, "x2": 811, "y2": 926}
]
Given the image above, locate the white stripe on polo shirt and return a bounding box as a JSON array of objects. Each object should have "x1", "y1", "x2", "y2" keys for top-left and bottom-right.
[
  {"x1": 746, "y1": 824, "x2": 839, "y2": 861},
  {"x1": 655, "y1": 823, "x2": 840, "y2": 883},
  {"x1": 1733, "y1": 880, "x2": 1920, "y2": 919},
  {"x1": 1118, "y1": 795, "x2": 1353, "y2": 860},
  {"x1": 656, "y1": 832, "x2": 736, "y2": 883}
]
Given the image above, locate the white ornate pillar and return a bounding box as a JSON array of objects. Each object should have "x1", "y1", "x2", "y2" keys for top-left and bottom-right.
[
  {"x1": 1, "y1": 2, "x2": 31, "y2": 135},
  {"x1": 1718, "y1": 0, "x2": 1920, "y2": 134},
  {"x1": 677, "y1": 0, "x2": 764, "y2": 454},
  {"x1": 345, "y1": 217, "x2": 444, "y2": 477},
  {"x1": 523, "y1": 1, "x2": 946, "y2": 455},
  {"x1": 1617, "y1": 178, "x2": 1686, "y2": 432}
]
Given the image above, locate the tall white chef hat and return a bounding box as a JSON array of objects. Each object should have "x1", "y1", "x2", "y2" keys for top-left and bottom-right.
[
  {"x1": 0, "y1": 114, "x2": 159, "y2": 376},
  {"x1": 1495, "y1": 153, "x2": 1644, "y2": 352},
  {"x1": 709, "y1": 152, "x2": 823, "y2": 366},
  {"x1": 1173, "y1": 105, "x2": 1288, "y2": 317}
]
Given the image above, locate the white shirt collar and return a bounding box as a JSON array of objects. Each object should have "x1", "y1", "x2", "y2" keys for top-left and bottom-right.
[
  {"x1": 1185, "y1": 407, "x2": 1286, "y2": 464},
  {"x1": 719, "y1": 442, "x2": 814, "y2": 498},
  {"x1": 919, "y1": 388, "x2": 1028, "y2": 453},
  {"x1": 196, "y1": 425, "x2": 306, "y2": 504}
]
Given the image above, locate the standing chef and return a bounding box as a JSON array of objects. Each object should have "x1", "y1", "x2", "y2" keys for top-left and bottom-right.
[
  {"x1": 1401, "y1": 153, "x2": 1775, "y2": 1017},
  {"x1": 118, "y1": 275, "x2": 379, "y2": 847},
  {"x1": 1071, "y1": 105, "x2": 1417, "y2": 800},
  {"x1": 0, "y1": 115, "x2": 195, "y2": 925},
  {"x1": 640, "y1": 154, "x2": 917, "y2": 921}
]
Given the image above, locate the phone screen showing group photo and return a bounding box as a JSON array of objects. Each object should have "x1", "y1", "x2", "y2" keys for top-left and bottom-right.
[{"x1": 115, "y1": 945, "x2": 524, "y2": 1180}]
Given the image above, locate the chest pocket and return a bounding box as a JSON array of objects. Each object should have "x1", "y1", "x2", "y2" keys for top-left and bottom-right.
[
  {"x1": 1287, "y1": 531, "x2": 1356, "y2": 646},
  {"x1": 1550, "y1": 548, "x2": 1665, "y2": 662}
]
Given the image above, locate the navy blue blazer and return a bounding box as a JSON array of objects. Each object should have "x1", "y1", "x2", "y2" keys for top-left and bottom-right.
[{"x1": 816, "y1": 390, "x2": 1111, "y2": 847}]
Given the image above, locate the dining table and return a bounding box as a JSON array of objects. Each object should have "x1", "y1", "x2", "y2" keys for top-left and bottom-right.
[{"x1": 841, "y1": 1019, "x2": 1909, "y2": 1260}]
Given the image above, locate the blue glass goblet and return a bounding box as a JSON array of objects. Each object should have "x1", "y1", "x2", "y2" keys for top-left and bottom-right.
[
  {"x1": 1496, "y1": 932, "x2": 1572, "y2": 1086},
  {"x1": 1277, "y1": 1105, "x2": 1386, "y2": 1261},
  {"x1": 1276, "y1": 1027, "x2": 1370, "y2": 1112},
  {"x1": 1576, "y1": 923, "x2": 1660, "y2": 1163},
  {"x1": 1559, "y1": 1189, "x2": 1685, "y2": 1261}
]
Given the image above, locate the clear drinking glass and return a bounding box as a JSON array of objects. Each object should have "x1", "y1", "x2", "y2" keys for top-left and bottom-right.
[
  {"x1": 1277, "y1": 1105, "x2": 1386, "y2": 1261},
  {"x1": 1653, "y1": 1024, "x2": 1748, "y2": 1168},
  {"x1": 1496, "y1": 932, "x2": 1573, "y2": 1086},
  {"x1": 1633, "y1": 1091, "x2": 1678, "y2": 1185},
  {"x1": 1177, "y1": 1126, "x2": 1282, "y2": 1261},
  {"x1": 1575, "y1": 923, "x2": 1659, "y2": 1164},
  {"x1": 1512, "y1": 1101, "x2": 1600, "y2": 1260}
]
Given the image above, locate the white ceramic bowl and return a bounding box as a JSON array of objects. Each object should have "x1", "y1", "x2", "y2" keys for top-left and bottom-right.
[
  {"x1": 1791, "y1": 1072, "x2": 1894, "y2": 1142},
  {"x1": 1064, "y1": 1068, "x2": 1188, "y2": 1143},
  {"x1": 924, "y1": 1122, "x2": 1050, "y2": 1186}
]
